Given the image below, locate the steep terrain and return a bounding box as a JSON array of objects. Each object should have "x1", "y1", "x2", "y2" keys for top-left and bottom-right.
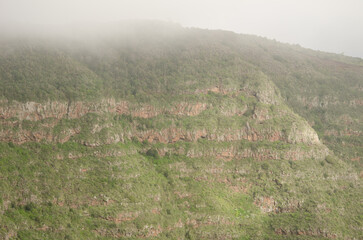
[{"x1": 0, "y1": 21, "x2": 362, "y2": 239}]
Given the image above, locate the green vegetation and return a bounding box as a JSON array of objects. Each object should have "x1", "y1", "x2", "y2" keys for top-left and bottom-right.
[{"x1": 0, "y1": 21, "x2": 361, "y2": 239}]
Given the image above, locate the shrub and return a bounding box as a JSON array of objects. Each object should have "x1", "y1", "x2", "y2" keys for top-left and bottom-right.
[
  {"x1": 24, "y1": 202, "x2": 36, "y2": 211},
  {"x1": 261, "y1": 163, "x2": 269, "y2": 170},
  {"x1": 325, "y1": 155, "x2": 335, "y2": 165},
  {"x1": 146, "y1": 149, "x2": 159, "y2": 158}
]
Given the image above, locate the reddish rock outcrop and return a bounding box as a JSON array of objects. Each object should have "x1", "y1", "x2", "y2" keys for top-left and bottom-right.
[{"x1": 0, "y1": 99, "x2": 208, "y2": 120}]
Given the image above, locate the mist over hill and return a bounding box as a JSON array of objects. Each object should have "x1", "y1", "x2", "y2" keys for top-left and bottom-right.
[{"x1": 0, "y1": 21, "x2": 362, "y2": 239}]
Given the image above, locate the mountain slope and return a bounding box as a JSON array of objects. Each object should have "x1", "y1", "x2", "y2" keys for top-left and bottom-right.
[{"x1": 0, "y1": 21, "x2": 362, "y2": 239}]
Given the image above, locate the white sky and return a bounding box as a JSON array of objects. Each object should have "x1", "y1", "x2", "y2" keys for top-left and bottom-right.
[{"x1": 1, "y1": 0, "x2": 363, "y2": 58}]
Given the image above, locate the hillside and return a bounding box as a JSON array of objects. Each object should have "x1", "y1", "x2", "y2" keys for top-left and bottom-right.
[{"x1": 0, "y1": 21, "x2": 362, "y2": 239}]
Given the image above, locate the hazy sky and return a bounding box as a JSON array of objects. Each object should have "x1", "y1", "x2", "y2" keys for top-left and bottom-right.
[{"x1": 1, "y1": 0, "x2": 363, "y2": 58}]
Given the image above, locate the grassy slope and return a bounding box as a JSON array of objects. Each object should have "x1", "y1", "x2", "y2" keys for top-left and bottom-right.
[
  {"x1": 0, "y1": 141, "x2": 360, "y2": 239},
  {"x1": 0, "y1": 22, "x2": 362, "y2": 239}
]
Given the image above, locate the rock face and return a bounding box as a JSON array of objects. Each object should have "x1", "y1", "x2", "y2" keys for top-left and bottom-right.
[
  {"x1": 0, "y1": 110, "x2": 321, "y2": 147},
  {"x1": 0, "y1": 90, "x2": 322, "y2": 148},
  {"x1": 0, "y1": 99, "x2": 208, "y2": 121},
  {"x1": 287, "y1": 121, "x2": 320, "y2": 145},
  {"x1": 0, "y1": 89, "x2": 327, "y2": 190},
  {"x1": 0, "y1": 69, "x2": 323, "y2": 151}
]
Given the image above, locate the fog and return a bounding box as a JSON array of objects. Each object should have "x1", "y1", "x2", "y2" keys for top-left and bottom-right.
[{"x1": 1, "y1": 0, "x2": 363, "y2": 58}]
